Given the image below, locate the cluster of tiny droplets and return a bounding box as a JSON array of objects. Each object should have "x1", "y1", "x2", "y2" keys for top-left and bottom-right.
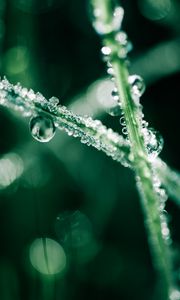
[
  {"x1": 152, "y1": 171, "x2": 171, "y2": 245},
  {"x1": 0, "y1": 77, "x2": 130, "y2": 167},
  {"x1": 92, "y1": 2, "x2": 165, "y2": 165},
  {"x1": 93, "y1": 3, "x2": 149, "y2": 143},
  {"x1": 92, "y1": 2, "x2": 180, "y2": 294}
]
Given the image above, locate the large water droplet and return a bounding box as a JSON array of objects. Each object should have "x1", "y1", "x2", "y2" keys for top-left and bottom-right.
[
  {"x1": 90, "y1": 4, "x2": 124, "y2": 35},
  {"x1": 128, "y1": 75, "x2": 146, "y2": 97},
  {"x1": 30, "y1": 115, "x2": 56, "y2": 143},
  {"x1": 144, "y1": 128, "x2": 164, "y2": 160}
]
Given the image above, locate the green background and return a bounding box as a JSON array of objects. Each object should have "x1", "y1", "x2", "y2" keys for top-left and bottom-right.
[{"x1": 0, "y1": 0, "x2": 180, "y2": 299}]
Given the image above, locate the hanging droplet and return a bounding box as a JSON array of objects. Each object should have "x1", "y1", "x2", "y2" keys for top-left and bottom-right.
[
  {"x1": 30, "y1": 115, "x2": 56, "y2": 143},
  {"x1": 90, "y1": 4, "x2": 124, "y2": 35},
  {"x1": 101, "y1": 46, "x2": 112, "y2": 62},
  {"x1": 122, "y1": 126, "x2": 128, "y2": 135},
  {"x1": 128, "y1": 75, "x2": 146, "y2": 97},
  {"x1": 119, "y1": 116, "x2": 126, "y2": 126},
  {"x1": 144, "y1": 128, "x2": 164, "y2": 160},
  {"x1": 107, "y1": 104, "x2": 122, "y2": 116}
]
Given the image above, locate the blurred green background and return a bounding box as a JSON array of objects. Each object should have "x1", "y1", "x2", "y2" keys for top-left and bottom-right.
[{"x1": 0, "y1": 0, "x2": 180, "y2": 299}]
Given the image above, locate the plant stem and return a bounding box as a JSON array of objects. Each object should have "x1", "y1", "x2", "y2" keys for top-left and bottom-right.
[{"x1": 91, "y1": 0, "x2": 175, "y2": 298}]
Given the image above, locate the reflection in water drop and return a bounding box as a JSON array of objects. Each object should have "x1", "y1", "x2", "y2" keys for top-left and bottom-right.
[
  {"x1": 29, "y1": 238, "x2": 66, "y2": 275},
  {"x1": 29, "y1": 115, "x2": 56, "y2": 143},
  {"x1": 115, "y1": 31, "x2": 133, "y2": 58},
  {"x1": 128, "y1": 75, "x2": 146, "y2": 98}
]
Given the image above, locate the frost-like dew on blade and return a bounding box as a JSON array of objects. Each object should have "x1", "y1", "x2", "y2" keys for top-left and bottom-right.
[
  {"x1": 107, "y1": 103, "x2": 121, "y2": 116},
  {"x1": 0, "y1": 77, "x2": 131, "y2": 167},
  {"x1": 30, "y1": 115, "x2": 56, "y2": 143},
  {"x1": 143, "y1": 127, "x2": 164, "y2": 161},
  {"x1": 48, "y1": 96, "x2": 59, "y2": 113}
]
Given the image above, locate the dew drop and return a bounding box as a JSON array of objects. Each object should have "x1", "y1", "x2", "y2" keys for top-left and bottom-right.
[
  {"x1": 101, "y1": 46, "x2": 111, "y2": 56},
  {"x1": 90, "y1": 5, "x2": 124, "y2": 35},
  {"x1": 29, "y1": 115, "x2": 56, "y2": 143},
  {"x1": 107, "y1": 67, "x2": 114, "y2": 75},
  {"x1": 122, "y1": 126, "x2": 128, "y2": 135},
  {"x1": 111, "y1": 88, "x2": 119, "y2": 102},
  {"x1": 101, "y1": 46, "x2": 112, "y2": 62},
  {"x1": 128, "y1": 75, "x2": 146, "y2": 97},
  {"x1": 48, "y1": 96, "x2": 59, "y2": 112},
  {"x1": 144, "y1": 128, "x2": 164, "y2": 160},
  {"x1": 115, "y1": 31, "x2": 133, "y2": 58},
  {"x1": 119, "y1": 116, "x2": 126, "y2": 126},
  {"x1": 112, "y1": 6, "x2": 124, "y2": 32},
  {"x1": 107, "y1": 105, "x2": 122, "y2": 116}
]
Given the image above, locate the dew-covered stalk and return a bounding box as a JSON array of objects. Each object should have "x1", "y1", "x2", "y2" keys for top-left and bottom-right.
[
  {"x1": 0, "y1": 77, "x2": 180, "y2": 207},
  {"x1": 91, "y1": 0, "x2": 177, "y2": 298},
  {"x1": 0, "y1": 77, "x2": 130, "y2": 167}
]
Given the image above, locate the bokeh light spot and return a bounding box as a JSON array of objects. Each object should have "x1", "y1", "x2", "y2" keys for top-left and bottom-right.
[{"x1": 29, "y1": 238, "x2": 66, "y2": 275}]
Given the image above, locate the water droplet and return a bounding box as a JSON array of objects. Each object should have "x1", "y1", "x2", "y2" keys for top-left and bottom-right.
[
  {"x1": 90, "y1": 4, "x2": 124, "y2": 35},
  {"x1": 111, "y1": 88, "x2": 119, "y2": 102},
  {"x1": 107, "y1": 105, "x2": 122, "y2": 116},
  {"x1": 27, "y1": 89, "x2": 35, "y2": 100},
  {"x1": 30, "y1": 115, "x2": 56, "y2": 143},
  {"x1": 144, "y1": 128, "x2": 164, "y2": 160},
  {"x1": 169, "y1": 289, "x2": 180, "y2": 300},
  {"x1": 128, "y1": 75, "x2": 146, "y2": 97},
  {"x1": 122, "y1": 126, "x2": 128, "y2": 135},
  {"x1": 48, "y1": 96, "x2": 59, "y2": 112},
  {"x1": 35, "y1": 92, "x2": 46, "y2": 104},
  {"x1": 101, "y1": 46, "x2": 112, "y2": 62},
  {"x1": 21, "y1": 87, "x2": 28, "y2": 97},
  {"x1": 107, "y1": 67, "x2": 114, "y2": 75},
  {"x1": 115, "y1": 31, "x2": 133, "y2": 58},
  {"x1": 119, "y1": 116, "x2": 126, "y2": 126}
]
